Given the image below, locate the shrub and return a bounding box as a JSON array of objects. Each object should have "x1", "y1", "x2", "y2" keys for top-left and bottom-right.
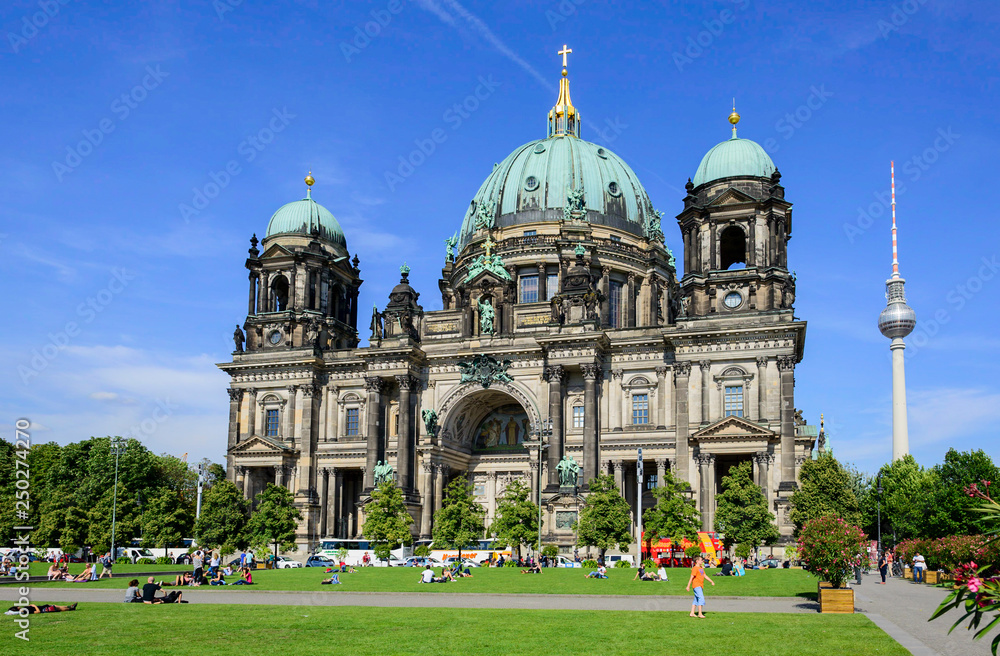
[
  {"x1": 734, "y1": 542, "x2": 753, "y2": 560},
  {"x1": 115, "y1": 557, "x2": 131, "y2": 565},
  {"x1": 642, "y1": 558, "x2": 657, "y2": 569},
  {"x1": 155, "y1": 556, "x2": 173, "y2": 565},
  {"x1": 784, "y1": 544, "x2": 799, "y2": 563},
  {"x1": 684, "y1": 545, "x2": 702, "y2": 559},
  {"x1": 503, "y1": 559, "x2": 518, "y2": 567},
  {"x1": 582, "y1": 559, "x2": 599, "y2": 568},
  {"x1": 614, "y1": 560, "x2": 632, "y2": 568},
  {"x1": 798, "y1": 516, "x2": 866, "y2": 589},
  {"x1": 413, "y1": 545, "x2": 431, "y2": 557},
  {"x1": 136, "y1": 558, "x2": 155, "y2": 565},
  {"x1": 542, "y1": 545, "x2": 560, "y2": 559}
]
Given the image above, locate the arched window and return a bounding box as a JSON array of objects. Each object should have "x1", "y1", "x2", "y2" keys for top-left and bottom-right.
[
  {"x1": 271, "y1": 275, "x2": 289, "y2": 312},
  {"x1": 719, "y1": 226, "x2": 747, "y2": 270}
]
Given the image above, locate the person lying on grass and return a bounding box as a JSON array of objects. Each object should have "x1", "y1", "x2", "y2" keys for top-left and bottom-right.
[
  {"x1": 5, "y1": 603, "x2": 77, "y2": 615},
  {"x1": 71, "y1": 565, "x2": 94, "y2": 582},
  {"x1": 321, "y1": 574, "x2": 341, "y2": 585},
  {"x1": 521, "y1": 565, "x2": 541, "y2": 574}
]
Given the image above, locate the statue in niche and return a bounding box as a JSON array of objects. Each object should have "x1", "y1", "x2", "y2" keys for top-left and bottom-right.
[
  {"x1": 557, "y1": 455, "x2": 580, "y2": 488},
  {"x1": 373, "y1": 460, "x2": 393, "y2": 486},
  {"x1": 479, "y1": 298, "x2": 495, "y2": 335}
]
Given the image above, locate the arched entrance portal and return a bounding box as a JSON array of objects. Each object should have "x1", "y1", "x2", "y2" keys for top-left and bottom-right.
[{"x1": 437, "y1": 382, "x2": 543, "y2": 449}]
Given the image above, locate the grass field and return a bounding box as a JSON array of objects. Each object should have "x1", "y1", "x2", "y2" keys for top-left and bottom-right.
[
  {"x1": 21, "y1": 563, "x2": 190, "y2": 577},
  {"x1": 5, "y1": 604, "x2": 907, "y2": 655},
  {"x1": 5, "y1": 566, "x2": 817, "y2": 597}
]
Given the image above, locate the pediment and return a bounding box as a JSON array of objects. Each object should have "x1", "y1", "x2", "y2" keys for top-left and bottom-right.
[
  {"x1": 465, "y1": 268, "x2": 512, "y2": 288},
  {"x1": 260, "y1": 243, "x2": 294, "y2": 259},
  {"x1": 707, "y1": 188, "x2": 756, "y2": 207},
  {"x1": 230, "y1": 435, "x2": 296, "y2": 455},
  {"x1": 692, "y1": 415, "x2": 775, "y2": 440}
]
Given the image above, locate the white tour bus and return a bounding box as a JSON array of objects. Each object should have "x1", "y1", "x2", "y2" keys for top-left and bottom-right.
[
  {"x1": 430, "y1": 538, "x2": 512, "y2": 565},
  {"x1": 315, "y1": 539, "x2": 411, "y2": 566}
]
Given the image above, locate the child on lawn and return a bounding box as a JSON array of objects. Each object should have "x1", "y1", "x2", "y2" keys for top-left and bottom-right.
[{"x1": 685, "y1": 556, "x2": 715, "y2": 618}]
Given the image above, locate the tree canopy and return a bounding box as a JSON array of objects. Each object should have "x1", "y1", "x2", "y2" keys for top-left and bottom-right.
[
  {"x1": 575, "y1": 474, "x2": 632, "y2": 560},
  {"x1": 246, "y1": 484, "x2": 302, "y2": 556},
  {"x1": 642, "y1": 469, "x2": 701, "y2": 553},
  {"x1": 362, "y1": 480, "x2": 414, "y2": 561},
  {"x1": 790, "y1": 452, "x2": 862, "y2": 536},
  {"x1": 714, "y1": 461, "x2": 779, "y2": 551},
  {"x1": 432, "y1": 478, "x2": 486, "y2": 558},
  {"x1": 489, "y1": 480, "x2": 538, "y2": 559},
  {"x1": 194, "y1": 479, "x2": 250, "y2": 553}
]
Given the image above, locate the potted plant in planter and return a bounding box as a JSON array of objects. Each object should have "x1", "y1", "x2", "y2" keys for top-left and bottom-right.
[{"x1": 798, "y1": 516, "x2": 867, "y2": 614}]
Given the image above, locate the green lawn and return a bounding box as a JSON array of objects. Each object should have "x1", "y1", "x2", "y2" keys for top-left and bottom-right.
[
  {"x1": 6, "y1": 604, "x2": 907, "y2": 655},
  {"x1": 21, "y1": 562, "x2": 190, "y2": 577},
  {"x1": 6, "y1": 566, "x2": 817, "y2": 597}
]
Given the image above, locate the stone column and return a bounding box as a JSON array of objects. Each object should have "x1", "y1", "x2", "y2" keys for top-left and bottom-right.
[
  {"x1": 396, "y1": 375, "x2": 416, "y2": 492},
  {"x1": 319, "y1": 468, "x2": 330, "y2": 536},
  {"x1": 537, "y1": 263, "x2": 547, "y2": 301},
  {"x1": 600, "y1": 266, "x2": 611, "y2": 327},
  {"x1": 326, "y1": 386, "x2": 338, "y2": 441},
  {"x1": 764, "y1": 454, "x2": 775, "y2": 505},
  {"x1": 486, "y1": 472, "x2": 497, "y2": 522},
  {"x1": 753, "y1": 452, "x2": 766, "y2": 492},
  {"x1": 420, "y1": 462, "x2": 433, "y2": 539},
  {"x1": 698, "y1": 454, "x2": 714, "y2": 532},
  {"x1": 626, "y1": 272, "x2": 637, "y2": 328},
  {"x1": 613, "y1": 460, "x2": 624, "y2": 493},
  {"x1": 610, "y1": 369, "x2": 623, "y2": 431},
  {"x1": 258, "y1": 272, "x2": 267, "y2": 313},
  {"x1": 655, "y1": 366, "x2": 668, "y2": 429},
  {"x1": 288, "y1": 263, "x2": 297, "y2": 310},
  {"x1": 756, "y1": 357, "x2": 768, "y2": 421},
  {"x1": 433, "y1": 464, "x2": 446, "y2": 516},
  {"x1": 244, "y1": 388, "x2": 257, "y2": 439},
  {"x1": 544, "y1": 365, "x2": 566, "y2": 489},
  {"x1": 284, "y1": 385, "x2": 296, "y2": 442},
  {"x1": 777, "y1": 356, "x2": 796, "y2": 488},
  {"x1": 275, "y1": 464, "x2": 285, "y2": 488},
  {"x1": 699, "y1": 360, "x2": 711, "y2": 424},
  {"x1": 329, "y1": 468, "x2": 341, "y2": 537},
  {"x1": 350, "y1": 285, "x2": 360, "y2": 329},
  {"x1": 530, "y1": 460, "x2": 540, "y2": 505},
  {"x1": 656, "y1": 458, "x2": 667, "y2": 487},
  {"x1": 708, "y1": 454, "x2": 717, "y2": 532},
  {"x1": 247, "y1": 272, "x2": 257, "y2": 315},
  {"x1": 227, "y1": 389, "x2": 243, "y2": 478},
  {"x1": 298, "y1": 384, "x2": 318, "y2": 500},
  {"x1": 236, "y1": 466, "x2": 247, "y2": 497},
  {"x1": 364, "y1": 376, "x2": 385, "y2": 489},
  {"x1": 581, "y1": 364, "x2": 600, "y2": 485},
  {"x1": 673, "y1": 362, "x2": 692, "y2": 484}
]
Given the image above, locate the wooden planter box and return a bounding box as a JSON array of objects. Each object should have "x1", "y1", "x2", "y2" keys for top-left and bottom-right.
[
  {"x1": 818, "y1": 582, "x2": 855, "y2": 614},
  {"x1": 904, "y1": 566, "x2": 912, "y2": 580},
  {"x1": 925, "y1": 571, "x2": 940, "y2": 585}
]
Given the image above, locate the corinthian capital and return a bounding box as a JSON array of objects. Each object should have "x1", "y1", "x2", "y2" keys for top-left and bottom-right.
[
  {"x1": 580, "y1": 364, "x2": 601, "y2": 381},
  {"x1": 396, "y1": 375, "x2": 418, "y2": 391},
  {"x1": 227, "y1": 388, "x2": 244, "y2": 402},
  {"x1": 364, "y1": 376, "x2": 385, "y2": 393},
  {"x1": 776, "y1": 356, "x2": 796, "y2": 372},
  {"x1": 673, "y1": 361, "x2": 692, "y2": 378},
  {"x1": 544, "y1": 365, "x2": 566, "y2": 384}
]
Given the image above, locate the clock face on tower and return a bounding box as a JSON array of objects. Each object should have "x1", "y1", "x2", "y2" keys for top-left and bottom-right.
[
  {"x1": 268, "y1": 330, "x2": 282, "y2": 345},
  {"x1": 724, "y1": 291, "x2": 742, "y2": 309}
]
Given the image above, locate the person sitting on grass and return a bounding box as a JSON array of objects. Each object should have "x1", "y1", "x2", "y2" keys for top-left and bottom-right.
[
  {"x1": 71, "y1": 564, "x2": 94, "y2": 582},
  {"x1": 585, "y1": 565, "x2": 608, "y2": 579},
  {"x1": 720, "y1": 560, "x2": 734, "y2": 577},
  {"x1": 141, "y1": 577, "x2": 185, "y2": 604},
  {"x1": 161, "y1": 573, "x2": 195, "y2": 587},
  {"x1": 321, "y1": 574, "x2": 341, "y2": 585},
  {"x1": 124, "y1": 579, "x2": 143, "y2": 603},
  {"x1": 633, "y1": 565, "x2": 654, "y2": 581},
  {"x1": 439, "y1": 568, "x2": 455, "y2": 582},
  {"x1": 209, "y1": 571, "x2": 227, "y2": 586},
  {"x1": 232, "y1": 567, "x2": 254, "y2": 585},
  {"x1": 5, "y1": 603, "x2": 78, "y2": 615},
  {"x1": 656, "y1": 566, "x2": 669, "y2": 582},
  {"x1": 46, "y1": 563, "x2": 63, "y2": 580},
  {"x1": 521, "y1": 564, "x2": 541, "y2": 574},
  {"x1": 419, "y1": 565, "x2": 434, "y2": 584}
]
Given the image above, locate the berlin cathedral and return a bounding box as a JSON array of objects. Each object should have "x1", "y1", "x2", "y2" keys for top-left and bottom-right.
[{"x1": 220, "y1": 51, "x2": 818, "y2": 552}]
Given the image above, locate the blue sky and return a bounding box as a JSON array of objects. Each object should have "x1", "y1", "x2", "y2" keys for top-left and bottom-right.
[{"x1": 2, "y1": 0, "x2": 997, "y2": 475}]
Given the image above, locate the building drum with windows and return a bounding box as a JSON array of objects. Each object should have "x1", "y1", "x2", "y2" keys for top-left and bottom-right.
[{"x1": 219, "y1": 53, "x2": 816, "y2": 552}]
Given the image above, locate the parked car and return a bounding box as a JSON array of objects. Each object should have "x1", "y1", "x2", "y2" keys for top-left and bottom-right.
[
  {"x1": 757, "y1": 558, "x2": 781, "y2": 569},
  {"x1": 272, "y1": 556, "x2": 302, "y2": 569},
  {"x1": 443, "y1": 557, "x2": 480, "y2": 568},
  {"x1": 306, "y1": 555, "x2": 336, "y2": 568},
  {"x1": 402, "y1": 556, "x2": 444, "y2": 568},
  {"x1": 371, "y1": 554, "x2": 403, "y2": 567}
]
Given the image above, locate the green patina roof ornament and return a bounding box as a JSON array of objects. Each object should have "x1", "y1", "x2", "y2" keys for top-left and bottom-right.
[
  {"x1": 400, "y1": 262, "x2": 411, "y2": 276},
  {"x1": 458, "y1": 353, "x2": 513, "y2": 389},
  {"x1": 574, "y1": 243, "x2": 586, "y2": 257},
  {"x1": 465, "y1": 235, "x2": 511, "y2": 283}
]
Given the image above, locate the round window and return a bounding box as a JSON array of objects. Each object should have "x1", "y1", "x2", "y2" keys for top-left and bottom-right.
[
  {"x1": 533, "y1": 143, "x2": 546, "y2": 154},
  {"x1": 723, "y1": 292, "x2": 742, "y2": 309},
  {"x1": 525, "y1": 176, "x2": 539, "y2": 191},
  {"x1": 268, "y1": 330, "x2": 283, "y2": 345},
  {"x1": 596, "y1": 147, "x2": 607, "y2": 159},
  {"x1": 607, "y1": 181, "x2": 620, "y2": 197}
]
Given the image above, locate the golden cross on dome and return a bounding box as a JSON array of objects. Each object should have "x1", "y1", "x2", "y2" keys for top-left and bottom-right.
[
  {"x1": 558, "y1": 44, "x2": 572, "y2": 69},
  {"x1": 483, "y1": 235, "x2": 495, "y2": 258}
]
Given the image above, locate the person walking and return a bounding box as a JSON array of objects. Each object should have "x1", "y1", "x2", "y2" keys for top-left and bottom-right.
[
  {"x1": 878, "y1": 551, "x2": 888, "y2": 584},
  {"x1": 192, "y1": 550, "x2": 204, "y2": 582},
  {"x1": 685, "y1": 556, "x2": 715, "y2": 619},
  {"x1": 886, "y1": 551, "x2": 894, "y2": 578},
  {"x1": 913, "y1": 553, "x2": 926, "y2": 584}
]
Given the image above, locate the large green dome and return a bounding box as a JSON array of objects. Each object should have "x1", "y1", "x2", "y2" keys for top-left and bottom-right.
[
  {"x1": 265, "y1": 192, "x2": 347, "y2": 249},
  {"x1": 692, "y1": 133, "x2": 776, "y2": 187},
  {"x1": 457, "y1": 135, "x2": 656, "y2": 250}
]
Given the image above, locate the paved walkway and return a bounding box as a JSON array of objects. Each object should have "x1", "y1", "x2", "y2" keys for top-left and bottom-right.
[
  {"x1": 0, "y1": 587, "x2": 817, "y2": 613},
  {"x1": 854, "y1": 571, "x2": 992, "y2": 656}
]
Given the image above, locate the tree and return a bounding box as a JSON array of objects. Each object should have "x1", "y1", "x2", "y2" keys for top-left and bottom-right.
[
  {"x1": 877, "y1": 455, "x2": 933, "y2": 542},
  {"x1": 923, "y1": 449, "x2": 1000, "y2": 538},
  {"x1": 489, "y1": 480, "x2": 538, "y2": 560},
  {"x1": 432, "y1": 478, "x2": 486, "y2": 559},
  {"x1": 361, "y1": 480, "x2": 413, "y2": 562},
  {"x1": 714, "y1": 461, "x2": 779, "y2": 551},
  {"x1": 142, "y1": 488, "x2": 194, "y2": 558},
  {"x1": 575, "y1": 474, "x2": 632, "y2": 561},
  {"x1": 790, "y1": 452, "x2": 862, "y2": 536},
  {"x1": 246, "y1": 484, "x2": 302, "y2": 556},
  {"x1": 195, "y1": 479, "x2": 250, "y2": 553},
  {"x1": 642, "y1": 469, "x2": 701, "y2": 558}
]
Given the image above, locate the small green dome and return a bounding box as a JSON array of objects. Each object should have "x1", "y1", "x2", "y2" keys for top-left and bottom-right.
[
  {"x1": 692, "y1": 133, "x2": 776, "y2": 187},
  {"x1": 265, "y1": 193, "x2": 347, "y2": 248},
  {"x1": 458, "y1": 136, "x2": 656, "y2": 250}
]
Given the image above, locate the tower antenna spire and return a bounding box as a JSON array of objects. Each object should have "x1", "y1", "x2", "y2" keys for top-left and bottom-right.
[{"x1": 891, "y1": 161, "x2": 899, "y2": 278}]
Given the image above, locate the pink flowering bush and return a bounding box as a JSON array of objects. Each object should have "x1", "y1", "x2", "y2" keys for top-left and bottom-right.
[{"x1": 797, "y1": 516, "x2": 867, "y2": 589}]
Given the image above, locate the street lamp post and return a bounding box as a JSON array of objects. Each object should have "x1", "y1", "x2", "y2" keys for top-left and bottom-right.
[
  {"x1": 196, "y1": 463, "x2": 206, "y2": 520},
  {"x1": 876, "y1": 473, "x2": 884, "y2": 556},
  {"x1": 533, "y1": 419, "x2": 552, "y2": 560},
  {"x1": 109, "y1": 437, "x2": 127, "y2": 562}
]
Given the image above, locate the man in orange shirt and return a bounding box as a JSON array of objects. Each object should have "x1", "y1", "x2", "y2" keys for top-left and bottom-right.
[{"x1": 685, "y1": 556, "x2": 715, "y2": 618}]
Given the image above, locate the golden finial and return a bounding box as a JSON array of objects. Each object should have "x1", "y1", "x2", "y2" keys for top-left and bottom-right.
[
  {"x1": 304, "y1": 171, "x2": 315, "y2": 187},
  {"x1": 729, "y1": 99, "x2": 740, "y2": 126},
  {"x1": 483, "y1": 235, "x2": 494, "y2": 258},
  {"x1": 558, "y1": 44, "x2": 572, "y2": 74}
]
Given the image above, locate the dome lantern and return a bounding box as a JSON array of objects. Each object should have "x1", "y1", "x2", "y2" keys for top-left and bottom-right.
[
  {"x1": 692, "y1": 107, "x2": 776, "y2": 187},
  {"x1": 547, "y1": 44, "x2": 580, "y2": 138}
]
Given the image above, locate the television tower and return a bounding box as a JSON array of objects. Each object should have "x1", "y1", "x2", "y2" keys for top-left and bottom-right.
[{"x1": 877, "y1": 161, "x2": 916, "y2": 461}]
